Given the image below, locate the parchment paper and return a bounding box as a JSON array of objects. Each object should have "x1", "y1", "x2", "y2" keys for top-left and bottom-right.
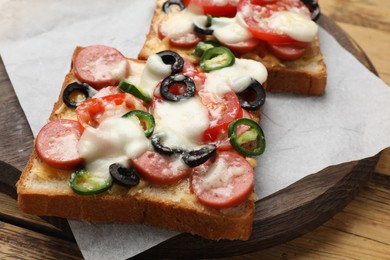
[{"x1": 1, "y1": 1, "x2": 390, "y2": 259}]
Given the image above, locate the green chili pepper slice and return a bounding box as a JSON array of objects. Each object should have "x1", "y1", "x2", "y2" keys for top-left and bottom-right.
[
  {"x1": 69, "y1": 168, "x2": 113, "y2": 195},
  {"x1": 119, "y1": 79, "x2": 152, "y2": 103},
  {"x1": 122, "y1": 110, "x2": 155, "y2": 137},
  {"x1": 228, "y1": 118, "x2": 265, "y2": 156},
  {"x1": 200, "y1": 46, "x2": 235, "y2": 72},
  {"x1": 195, "y1": 40, "x2": 221, "y2": 57}
]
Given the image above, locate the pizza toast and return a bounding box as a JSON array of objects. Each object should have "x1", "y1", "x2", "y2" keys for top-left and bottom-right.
[
  {"x1": 17, "y1": 45, "x2": 267, "y2": 240},
  {"x1": 138, "y1": 0, "x2": 327, "y2": 95}
]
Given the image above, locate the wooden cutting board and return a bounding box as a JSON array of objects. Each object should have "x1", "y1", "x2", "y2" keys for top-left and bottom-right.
[{"x1": 0, "y1": 15, "x2": 388, "y2": 259}]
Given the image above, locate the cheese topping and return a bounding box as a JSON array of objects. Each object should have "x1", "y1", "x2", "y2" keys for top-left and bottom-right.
[
  {"x1": 210, "y1": 58, "x2": 268, "y2": 93},
  {"x1": 127, "y1": 54, "x2": 172, "y2": 97},
  {"x1": 153, "y1": 98, "x2": 210, "y2": 150},
  {"x1": 263, "y1": 11, "x2": 318, "y2": 42},
  {"x1": 160, "y1": 10, "x2": 196, "y2": 38},
  {"x1": 203, "y1": 74, "x2": 232, "y2": 97},
  {"x1": 211, "y1": 16, "x2": 252, "y2": 44},
  {"x1": 77, "y1": 117, "x2": 150, "y2": 178}
]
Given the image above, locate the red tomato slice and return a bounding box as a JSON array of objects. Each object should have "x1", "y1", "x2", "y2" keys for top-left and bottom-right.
[
  {"x1": 132, "y1": 151, "x2": 190, "y2": 185},
  {"x1": 182, "y1": 0, "x2": 237, "y2": 17},
  {"x1": 221, "y1": 38, "x2": 261, "y2": 54},
  {"x1": 74, "y1": 45, "x2": 129, "y2": 89},
  {"x1": 268, "y1": 43, "x2": 307, "y2": 60},
  {"x1": 237, "y1": 0, "x2": 311, "y2": 45},
  {"x1": 158, "y1": 24, "x2": 203, "y2": 48},
  {"x1": 191, "y1": 151, "x2": 254, "y2": 208},
  {"x1": 75, "y1": 93, "x2": 145, "y2": 132},
  {"x1": 199, "y1": 89, "x2": 243, "y2": 142},
  {"x1": 35, "y1": 119, "x2": 84, "y2": 170}
]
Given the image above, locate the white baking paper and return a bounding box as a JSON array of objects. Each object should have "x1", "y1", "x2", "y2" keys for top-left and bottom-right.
[{"x1": 1, "y1": 1, "x2": 390, "y2": 259}]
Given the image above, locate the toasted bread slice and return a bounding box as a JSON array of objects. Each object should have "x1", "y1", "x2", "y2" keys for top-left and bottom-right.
[
  {"x1": 138, "y1": 0, "x2": 327, "y2": 95},
  {"x1": 17, "y1": 47, "x2": 258, "y2": 241}
]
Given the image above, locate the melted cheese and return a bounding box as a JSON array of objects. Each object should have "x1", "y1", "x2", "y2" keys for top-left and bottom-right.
[
  {"x1": 210, "y1": 58, "x2": 268, "y2": 93},
  {"x1": 263, "y1": 11, "x2": 318, "y2": 42},
  {"x1": 153, "y1": 98, "x2": 210, "y2": 150},
  {"x1": 212, "y1": 16, "x2": 252, "y2": 44},
  {"x1": 160, "y1": 10, "x2": 196, "y2": 38},
  {"x1": 127, "y1": 55, "x2": 171, "y2": 97},
  {"x1": 203, "y1": 74, "x2": 232, "y2": 97},
  {"x1": 77, "y1": 117, "x2": 150, "y2": 178}
]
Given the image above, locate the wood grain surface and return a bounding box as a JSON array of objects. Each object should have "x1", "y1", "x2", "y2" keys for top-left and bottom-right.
[{"x1": 0, "y1": 0, "x2": 389, "y2": 259}]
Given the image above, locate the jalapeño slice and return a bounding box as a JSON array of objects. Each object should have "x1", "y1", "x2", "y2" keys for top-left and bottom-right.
[
  {"x1": 122, "y1": 110, "x2": 155, "y2": 138},
  {"x1": 119, "y1": 79, "x2": 152, "y2": 103},
  {"x1": 200, "y1": 46, "x2": 235, "y2": 72},
  {"x1": 69, "y1": 168, "x2": 113, "y2": 195},
  {"x1": 228, "y1": 118, "x2": 265, "y2": 156}
]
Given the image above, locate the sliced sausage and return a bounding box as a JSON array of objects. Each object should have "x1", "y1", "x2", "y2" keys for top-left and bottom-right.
[
  {"x1": 132, "y1": 151, "x2": 190, "y2": 185},
  {"x1": 74, "y1": 45, "x2": 129, "y2": 89},
  {"x1": 191, "y1": 151, "x2": 254, "y2": 208},
  {"x1": 35, "y1": 119, "x2": 83, "y2": 170}
]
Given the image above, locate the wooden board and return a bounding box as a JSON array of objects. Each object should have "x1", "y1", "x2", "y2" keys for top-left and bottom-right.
[{"x1": 0, "y1": 15, "x2": 388, "y2": 259}]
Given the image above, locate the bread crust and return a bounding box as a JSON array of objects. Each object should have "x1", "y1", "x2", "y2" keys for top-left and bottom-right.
[
  {"x1": 138, "y1": 0, "x2": 327, "y2": 95},
  {"x1": 17, "y1": 46, "x2": 256, "y2": 241}
]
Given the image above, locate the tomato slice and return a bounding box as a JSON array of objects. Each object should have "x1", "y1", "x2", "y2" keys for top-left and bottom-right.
[
  {"x1": 221, "y1": 38, "x2": 261, "y2": 54},
  {"x1": 182, "y1": 0, "x2": 238, "y2": 17},
  {"x1": 75, "y1": 93, "x2": 145, "y2": 132},
  {"x1": 237, "y1": 0, "x2": 311, "y2": 45},
  {"x1": 35, "y1": 119, "x2": 84, "y2": 170},
  {"x1": 132, "y1": 151, "x2": 190, "y2": 185},
  {"x1": 199, "y1": 89, "x2": 243, "y2": 142},
  {"x1": 268, "y1": 43, "x2": 307, "y2": 60},
  {"x1": 191, "y1": 151, "x2": 254, "y2": 208}
]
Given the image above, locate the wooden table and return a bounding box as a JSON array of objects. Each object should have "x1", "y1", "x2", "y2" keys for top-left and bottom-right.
[{"x1": 1, "y1": 0, "x2": 389, "y2": 259}]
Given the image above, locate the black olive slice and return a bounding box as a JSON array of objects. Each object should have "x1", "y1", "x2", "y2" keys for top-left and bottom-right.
[
  {"x1": 237, "y1": 79, "x2": 266, "y2": 111},
  {"x1": 156, "y1": 50, "x2": 184, "y2": 74},
  {"x1": 151, "y1": 133, "x2": 183, "y2": 156},
  {"x1": 62, "y1": 82, "x2": 97, "y2": 108},
  {"x1": 193, "y1": 15, "x2": 214, "y2": 35},
  {"x1": 160, "y1": 74, "x2": 196, "y2": 102},
  {"x1": 162, "y1": 0, "x2": 185, "y2": 14},
  {"x1": 300, "y1": 0, "x2": 321, "y2": 21},
  {"x1": 182, "y1": 145, "x2": 216, "y2": 168},
  {"x1": 109, "y1": 163, "x2": 140, "y2": 187}
]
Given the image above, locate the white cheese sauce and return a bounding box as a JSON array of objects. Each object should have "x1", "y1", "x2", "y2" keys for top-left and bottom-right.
[
  {"x1": 153, "y1": 98, "x2": 210, "y2": 150},
  {"x1": 210, "y1": 58, "x2": 268, "y2": 93},
  {"x1": 160, "y1": 10, "x2": 196, "y2": 38},
  {"x1": 77, "y1": 117, "x2": 150, "y2": 178},
  {"x1": 126, "y1": 54, "x2": 172, "y2": 97},
  {"x1": 211, "y1": 16, "x2": 252, "y2": 44},
  {"x1": 261, "y1": 11, "x2": 318, "y2": 42}
]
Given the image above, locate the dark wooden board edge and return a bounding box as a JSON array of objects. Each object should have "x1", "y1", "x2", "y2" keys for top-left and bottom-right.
[{"x1": 0, "y1": 14, "x2": 384, "y2": 259}]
